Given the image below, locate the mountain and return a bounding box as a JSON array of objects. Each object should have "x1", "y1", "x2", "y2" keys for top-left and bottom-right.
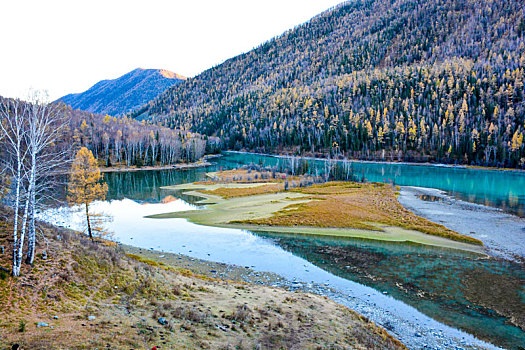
[
  {"x1": 134, "y1": 0, "x2": 525, "y2": 168},
  {"x1": 57, "y1": 68, "x2": 185, "y2": 116}
]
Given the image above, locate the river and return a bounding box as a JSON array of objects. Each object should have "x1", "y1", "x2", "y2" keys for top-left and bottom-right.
[{"x1": 42, "y1": 152, "x2": 525, "y2": 349}]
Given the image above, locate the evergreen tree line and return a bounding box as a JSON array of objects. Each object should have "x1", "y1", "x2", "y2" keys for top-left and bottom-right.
[{"x1": 134, "y1": 0, "x2": 525, "y2": 168}]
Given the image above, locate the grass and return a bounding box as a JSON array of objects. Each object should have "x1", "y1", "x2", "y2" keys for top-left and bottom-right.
[
  {"x1": 0, "y1": 206, "x2": 405, "y2": 350},
  {"x1": 240, "y1": 181, "x2": 482, "y2": 245},
  {"x1": 201, "y1": 183, "x2": 283, "y2": 199},
  {"x1": 158, "y1": 172, "x2": 483, "y2": 248}
]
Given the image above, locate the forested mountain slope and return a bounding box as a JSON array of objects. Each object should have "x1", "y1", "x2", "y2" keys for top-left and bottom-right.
[
  {"x1": 135, "y1": 0, "x2": 525, "y2": 167},
  {"x1": 58, "y1": 68, "x2": 185, "y2": 116}
]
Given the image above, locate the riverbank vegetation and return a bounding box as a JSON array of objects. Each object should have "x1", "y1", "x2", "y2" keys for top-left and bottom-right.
[
  {"x1": 0, "y1": 211, "x2": 404, "y2": 349},
  {"x1": 0, "y1": 94, "x2": 214, "y2": 276},
  {"x1": 158, "y1": 168, "x2": 483, "y2": 246}
]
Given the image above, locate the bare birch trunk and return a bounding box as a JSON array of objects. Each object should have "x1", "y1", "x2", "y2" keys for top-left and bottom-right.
[
  {"x1": 25, "y1": 153, "x2": 37, "y2": 265},
  {"x1": 16, "y1": 170, "x2": 34, "y2": 273},
  {"x1": 11, "y1": 154, "x2": 22, "y2": 276},
  {"x1": 26, "y1": 187, "x2": 36, "y2": 265}
]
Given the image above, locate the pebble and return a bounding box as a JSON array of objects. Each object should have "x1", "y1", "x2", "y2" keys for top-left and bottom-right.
[
  {"x1": 37, "y1": 322, "x2": 49, "y2": 327},
  {"x1": 158, "y1": 317, "x2": 168, "y2": 325},
  {"x1": 216, "y1": 324, "x2": 228, "y2": 332},
  {"x1": 87, "y1": 316, "x2": 96, "y2": 321},
  {"x1": 53, "y1": 316, "x2": 59, "y2": 319}
]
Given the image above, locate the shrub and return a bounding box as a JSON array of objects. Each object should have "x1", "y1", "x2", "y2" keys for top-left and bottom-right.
[{"x1": 18, "y1": 320, "x2": 26, "y2": 332}]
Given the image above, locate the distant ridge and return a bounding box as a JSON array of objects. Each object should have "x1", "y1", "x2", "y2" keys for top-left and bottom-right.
[{"x1": 57, "y1": 68, "x2": 185, "y2": 116}]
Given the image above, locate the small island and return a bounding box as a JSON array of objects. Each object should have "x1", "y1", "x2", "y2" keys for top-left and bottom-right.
[{"x1": 149, "y1": 167, "x2": 484, "y2": 253}]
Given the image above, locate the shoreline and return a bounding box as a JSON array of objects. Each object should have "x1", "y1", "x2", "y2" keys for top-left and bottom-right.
[
  {"x1": 397, "y1": 186, "x2": 525, "y2": 262},
  {"x1": 121, "y1": 243, "x2": 498, "y2": 350},
  {"x1": 226, "y1": 150, "x2": 525, "y2": 174},
  {"x1": 0, "y1": 217, "x2": 405, "y2": 349},
  {"x1": 99, "y1": 154, "x2": 222, "y2": 173},
  {"x1": 99, "y1": 161, "x2": 211, "y2": 173},
  {"x1": 50, "y1": 154, "x2": 221, "y2": 176}
]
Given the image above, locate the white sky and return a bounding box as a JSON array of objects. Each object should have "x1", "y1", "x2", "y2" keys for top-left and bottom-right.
[{"x1": 0, "y1": 0, "x2": 343, "y2": 101}]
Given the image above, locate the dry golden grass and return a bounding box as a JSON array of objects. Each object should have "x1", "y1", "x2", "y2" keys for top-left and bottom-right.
[
  {"x1": 235, "y1": 181, "x2": 483, "y2": 245},
  {"x1": 194, "y1": 170, "x2": 482, "y2": 244},
  {"x1": 202, "y1": 183, "x2": 284, "y2": 199},
  {"x1": 0, "y1": 207, "x2": 405, "y2": 350}
]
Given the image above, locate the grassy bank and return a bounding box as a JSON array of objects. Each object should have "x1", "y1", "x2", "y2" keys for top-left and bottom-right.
[
  {"x1": 0, "y1": 213, "x2": 404, "y2": 349},
  {"x1": 153, "y1": 169, "x2": 483, "y2": 250}
]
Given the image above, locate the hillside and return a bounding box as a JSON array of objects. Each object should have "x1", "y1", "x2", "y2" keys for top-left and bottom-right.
[
  {"x1": 58, "y1": 68, "x2": 185, "y2": 116},
  {"x1": 0, "y1": 210, "x2": 404, "y2": 349},
  {"x1": 134, "y1": 0, "x2": 525, "y2": 168},
  {"x1": 0, "y1": 96, "x2": 209, "y2": 170}
]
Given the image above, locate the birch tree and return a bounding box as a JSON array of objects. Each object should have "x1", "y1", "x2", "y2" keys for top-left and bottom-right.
[
  {"x1": 23, "y1": 94, "x2": 68, "y2": 265},
  {"x1": 1, "y1": 95, "x2": 69, "y2": 274},
  {"x1": 0, "y1": 98, "x2": 28, "y2": 276}
]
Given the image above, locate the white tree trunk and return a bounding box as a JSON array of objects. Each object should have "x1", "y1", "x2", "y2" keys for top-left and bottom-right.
[
  {"x1": 25, "y1": 153, "x2": 37, "y2": 265},
  {"x1": 12, "y1": 151, "x2": 22, "y2": 276}
]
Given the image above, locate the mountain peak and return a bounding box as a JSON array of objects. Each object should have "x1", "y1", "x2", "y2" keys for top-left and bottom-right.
[
  {"x1": 158, "y1": 69, "x2": 186, "y2": 80},
  {"x1": 57, "y1": 68, "x2": 185, "y2": 116}
]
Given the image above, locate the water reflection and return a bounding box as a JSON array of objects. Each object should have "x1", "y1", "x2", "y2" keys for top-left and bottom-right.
[{"x1": 104, "y1": 168, "x2": 209, "y2": 202}]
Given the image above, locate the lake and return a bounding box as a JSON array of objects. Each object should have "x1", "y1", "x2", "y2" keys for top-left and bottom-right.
[{"x1": 44, "y1": 152, "x2": 525, "y2": 349}]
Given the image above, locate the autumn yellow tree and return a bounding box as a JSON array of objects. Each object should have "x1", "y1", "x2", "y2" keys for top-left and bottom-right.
[{"x1": 67, "y1": 147, "x2": 108, "y2": 240}]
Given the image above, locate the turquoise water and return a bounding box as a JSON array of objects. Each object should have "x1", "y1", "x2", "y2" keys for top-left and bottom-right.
[
  {"x1": 96, "y1": 153, "x2": 525, "y2": 348},
  {"x1": 255, "y1": 232, "x2": 525, "y2": 349},
  {"x1": 217, "y1": 152, "x2": 525, "y2": 216},
  {"x1": 103, "y1": 152, "x2": 525, "y2": 217}
]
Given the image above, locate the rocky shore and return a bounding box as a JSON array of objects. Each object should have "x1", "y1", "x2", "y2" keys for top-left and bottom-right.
[
  {"x1": 398, "y1": 186, "x2": 525, "y2": 262},
  {"x1": 123, "y1": 245, "x2": 499, "y2": 350}
]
